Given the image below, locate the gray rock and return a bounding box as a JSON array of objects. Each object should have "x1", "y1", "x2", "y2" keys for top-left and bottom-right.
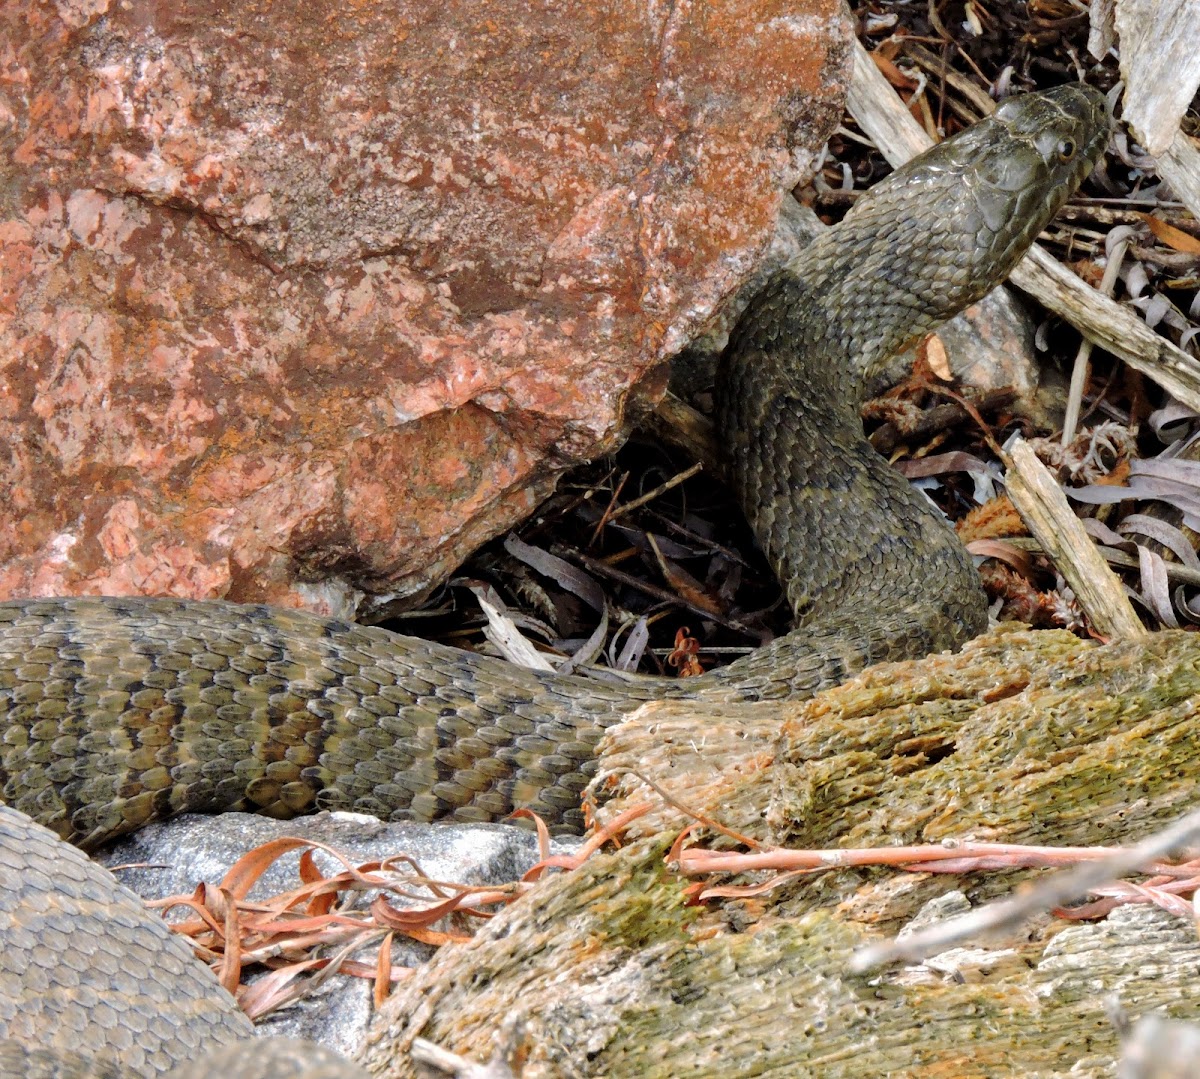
[{"x1": 100, "y1": 813, "x2": 582, "y2": 1061}]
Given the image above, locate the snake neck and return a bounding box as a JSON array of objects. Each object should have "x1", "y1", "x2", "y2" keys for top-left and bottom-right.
[
  {"x1": 712, "y1": 82, "x2": 1109, "y2": 648},
  {"x1": 715, "y1": 267, "x2": 988, "y2": 677}
]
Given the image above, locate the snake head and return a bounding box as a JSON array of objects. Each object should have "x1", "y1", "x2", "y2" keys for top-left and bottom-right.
[
  {"x1": 729, "y1": 84, "x2": 1111, "y2": 398},
  {"x1": 944, "y1": 83, "x2": 1111, "y2": 273},
  {"x1": 787, "y1": 82, "x2": 1112, "y2": 385}
]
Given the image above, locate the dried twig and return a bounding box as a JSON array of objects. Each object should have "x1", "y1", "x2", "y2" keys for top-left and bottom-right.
[
  {"x1": 566, "y1": 546, "x2": 758, "y2": 634},
  {"x1": 675, "y1": 839, "x2": 1193, "y2": 881},
  {"x1": 411, "y1": 1014, "x2": 526, "y2": 1078},
  {"x1": 1062, "y1": 231, "x2": 1132, "y2": 444},
  {"x1": 851, "y1": 806, "x2": 1200, "y2": 972},
  {"x1": 1010, "y1": 247, "x2": 1200, "y2": 412},
  {"x1": 1003, "y1": 438, "x2": 1147, "y2": 639},
  {"x1": 648, "y1": 391, "x2": 720, "y2": 470},
  {"x1": 605, "y1": 461, "x2": 704, "y2": 523}
]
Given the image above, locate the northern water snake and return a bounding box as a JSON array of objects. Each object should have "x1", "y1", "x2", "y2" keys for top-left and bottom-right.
[{"x1": 0, "y1": 84, "x2": 1109, "y2": 1075}]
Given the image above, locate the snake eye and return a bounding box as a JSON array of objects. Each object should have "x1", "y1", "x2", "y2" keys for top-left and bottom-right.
[{"x1": 1057, "y1": 137, "x2": 1077, "y2": 162}]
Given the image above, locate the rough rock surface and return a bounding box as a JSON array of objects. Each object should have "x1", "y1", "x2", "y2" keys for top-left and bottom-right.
[{"x1": 0, "y1": 0, "x2": 851, "y2": 615}]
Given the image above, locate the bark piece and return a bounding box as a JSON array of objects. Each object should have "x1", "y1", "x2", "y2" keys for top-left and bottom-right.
[{"x1": 1113, "y1": 0, "x2": 1200, "y2": 157}]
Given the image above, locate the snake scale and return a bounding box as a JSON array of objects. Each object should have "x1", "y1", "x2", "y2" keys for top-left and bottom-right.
[{"x1": 1, "y1": 85, "x2": 1108, "y2": 1076}]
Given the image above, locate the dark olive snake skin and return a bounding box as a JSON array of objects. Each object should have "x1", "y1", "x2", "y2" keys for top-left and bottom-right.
[{"x1": 0, "y1": 86, "x2": 1108, "y2": 1076}]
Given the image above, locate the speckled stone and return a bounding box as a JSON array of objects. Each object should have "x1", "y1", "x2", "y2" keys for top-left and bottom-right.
[{"x1": 0, "y1": 0, "x2": 851, "y2": 612}]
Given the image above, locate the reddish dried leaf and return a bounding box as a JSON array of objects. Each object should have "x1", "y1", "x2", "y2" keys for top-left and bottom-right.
[
  {"x1": 649, "y1": 536, "x2": 723, "y2": 617},
  {"x1": 667, "y1": 626, "x2": 708, "y2": 678},
  {"x1": 524, "y1": 802, "x2": 656, "y2": 880},
  {"x1": 869, "y1": 48, "x2": 920, "y2": 90},
  {"x1": 147, "y1": 805, "x2": 657, "y2": 1022},
  {"x1": 375, "y1": 931, "x2": 394, "y2": 1009},
  {"x1": 219, "y1": 837, "x2": 331, "y2": 899},
  {"x1": 1095, "y1": 458, "x2": 1132, "y2": 486},
  {"x1": 218, "y1": 893, "x2": 242, "y2": 996},
  {"x1": 1145, "y1": 215, "x2": 1200, "y2": 255},
  {"x1": 238, "y1": 956, "x2": 329, "y2": 1020},
  {"x1": 508, "y1": 808, "x2": 552, "y2": 860}
]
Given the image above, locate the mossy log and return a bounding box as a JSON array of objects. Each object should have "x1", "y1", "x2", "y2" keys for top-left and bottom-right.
[{"x1": 360, "y1": 626, "x2": 1200, "y2": 1077}]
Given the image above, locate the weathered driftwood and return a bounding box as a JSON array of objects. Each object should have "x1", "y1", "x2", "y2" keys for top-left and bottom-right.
[
  {"x1": 360, "y1": 626, "x2": 1200, "y2": 1077},
  {"x1": 1105, "y1": 0, "x2": 1200, "y2": 157}
]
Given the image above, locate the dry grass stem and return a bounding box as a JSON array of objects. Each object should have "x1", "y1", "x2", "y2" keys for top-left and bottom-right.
[{"x1": 851, "y1": 805, "x2": 1200, "y2": 971}]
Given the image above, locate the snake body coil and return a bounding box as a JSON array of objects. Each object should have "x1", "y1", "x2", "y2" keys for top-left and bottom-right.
[{"x1": 1, "y1": 85, "x2": 1108, "y2": 1075}]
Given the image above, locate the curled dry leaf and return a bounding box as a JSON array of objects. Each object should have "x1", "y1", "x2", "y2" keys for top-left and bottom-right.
[
  {"x1": 967, "y1": 539, "x2": 1037, "y2": 578},
  {"x1": 611, "y1": 614, "x2": 651, "y2": 672},
  {"x1": 894, "y1": 450, "x2": 994, "y2": 480},
  {"x1": 1145, "y1": 215, "x2": 1200, "y2": 256},
  {"x1": 1072, "y1": 457, "x2": 1200, "y2": 525},
  {"x1": 146, "y1": 821, "x2": 630, "y2": 1019},
  {"x1": 666, "y1": 627, "x2": 708, "y2": 678}
]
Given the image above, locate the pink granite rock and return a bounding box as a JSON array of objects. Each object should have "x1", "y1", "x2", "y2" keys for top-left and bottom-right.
[{"x1": 0, "y1": 0, "x2": 851, "y2": 615}]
